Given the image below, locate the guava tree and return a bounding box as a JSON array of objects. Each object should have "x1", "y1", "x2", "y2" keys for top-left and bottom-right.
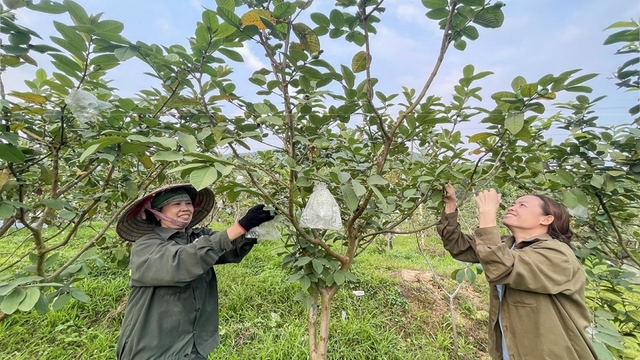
[
  {"x1": 0, "y1": 0, "x2": 191, "y2": 320},
  {"x1": 138, "y1": 0, "x2": 513, "y2": 358}
]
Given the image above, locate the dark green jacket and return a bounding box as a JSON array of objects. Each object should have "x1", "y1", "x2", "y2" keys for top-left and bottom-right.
[
  {"x1": 116, "y1": 226, "x2": 256, "y2": 360},
  {"x1": 437, "y1": 210, "x2": 597, "y2": 360}
]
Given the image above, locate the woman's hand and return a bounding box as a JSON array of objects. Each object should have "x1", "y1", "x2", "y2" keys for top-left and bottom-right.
[
  {"x1": 443, "y1": 183, "x2": 457, "y2": 214},
  {"x1": 476, "y1": 189, "x2": 501, "y2": 228}
]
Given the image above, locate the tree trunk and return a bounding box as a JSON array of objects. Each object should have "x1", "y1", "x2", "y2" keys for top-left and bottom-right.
[{"x1": 309, "y1": 286, "x2": 338, "y2": 360}]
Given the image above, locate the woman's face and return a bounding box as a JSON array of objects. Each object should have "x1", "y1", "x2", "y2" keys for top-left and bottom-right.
[
  {"x1": 502, "y1": 195, "x2": 552, "y2": 231},
  {"x1": 159, "y1": 200, "x2": 194, "y2": 229}
]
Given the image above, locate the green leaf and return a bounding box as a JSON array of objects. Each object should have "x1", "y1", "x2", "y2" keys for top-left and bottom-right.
[
  {"x1": 351, "y1": 51, "x2": 368, "y2": 73},
  {"x1": 50, "y1": 54, "x2": 82, "y2": 80},
  {"x1": 462, "y1": 64, "x2": 474, "y2": 78},
  {"x1": 603, "y1": 28, "x2": 640, "y2": 45},
  {"x1": 217, "y1": 6, "x2": 241, "y2": 28},
  {"x1": 218, "y1": 48, "x2": 243, "y2": 62},
  {"x1": 351, "y1": 180, "x2": 366, "y2": 197},
  {"x1": 9, "y1": 32, "x2": 31, "y2": 46},
  {"x1": 421, "y1": 0, "x2": 448, "y2": 9},
  {"x1": 311, "y1": 259, "x2": 323, "y2": 274},
  {"x1": 51, "y1": 293, "x2": 72, "y2": 311},
  {"x1": 460, "y1": 25, "x2": 479, "y2": 40},
  {"x1": 334, "y1": 271, "x2": 346, "y2": 285},
  {"x1": 52, "y1": 21, "x2": 87, "y2": 56},
  {"x1": 95, "y1": 20, "x2": 124, "y2": 34},
  {"x1": 329, "y1": 9, "x2": 345, "y2": 28},
  {"x1": 564, "y1": 86, "x2": 593, "y2": 93},
  {"x1": 310, "y1": 12, "x2": 330, "y2": 28},
  {"x1": 300, "y1": 276, "x2": 311, "y2": 291},
  {"x1": 520, "y1": 83, "x2": 538, "y2": 97},
  {"x1": 114, "y1": 46, "x2": 138, "y2": 61},
  {"x1": 491, "y1": 91, "x2": 516, "y2": 102},
  {"x1": 464, "y1": 267, "x2": 476, "y2": 283},
  {"x1": 40, "y1": 199, "x2": 69, "y2": 210},
  {"x1": 341, "y1": 65, "x2": 355, "y2": 88},
  {"x1": 64, "y1": 0, "x2": 90, "y2": 25},
  {"x1": 565, "y1": 73, "x2": 598, "y2": 87},
  {"x1": 36, "y1": 69, "x2": 47, "y2": 83},
  {"x1": 468, "y1": 132, "x2": 494, "y2": 142},
  {"x1": 0, "y1": 144, "x2": 25, "y2": 163},
  {"x1": 473, "y1": 6, "x2": 504, "y2": 28},
  {"x1": 79, "y1": 143, "x2": 100, "y2": 163},
  {"x1": 340, "y1": 185, "x2": 359, "y2": 212},
  {"x1": 504, "y1": 113, "x2": 524, "y2": 134},
  {"x1": 510, "y1": 76, "x2": 526, "y2": 92},
  {"x1": 426, "y1": 8, "x2": 450, "y2": 20},
  {"x1": 17, "y1": 287, "x2": 40, "y2": 312},
  {"x1": 0, "y1": 202, "x2": 14, "y2": 218},
  {"x1": 295, "y1": 256, "x2": 312, "y2": 266},
  {"x1": 1, "y1": 288, "x2": 26, "y2": 314},
  {"x1": 53, "y1": 72, "x2": 75, "y2": 88},
  {"x1": 29, "y1": 1, "x2": 67, "y2": 14},
  {"x1": 177, "y1": 132, "x2": 197, "y2": 153},
  {"x1": 1, "y1": 45, "x2": 29, "y2": 55},
  {"x1": 124, "y1": 180, "x2": 138, "y2": 200},
  {"x1": 453, "y1": 39, "x2": 467, "y2": 51},
  {"x1": 292, "y1": 23, "x2": 320, "y2": 54},
  {"x1": 70, "y1": 290, "x2": 89, "y2": 303},
  {"x1": 590, "y1": 174, "x2": 604, "y2": 189},
  {"x1": 253, "y1": 103, "x2": 271, "y2": 115},
  {"x1": 458, "y1": 0, "x2": 484, "y2": 5},
  {"x1": 273, "y1": 2, "x2": 296, "y2": 19},
  {"x1": 367, "y1": 174, "x2": 387, "y2": 186},
  {"x1": 152, "y1": 151, "x2": 184, "y2": 162},
  {"x1": 202, "y1": 9, "x2": 219, "y2": 30},
  {"x1": 190, "y1": 167, "x2": 219, "y2": 190},
  {"x1": 555, "y1": 169, "x2": 575, "y2": 186}
]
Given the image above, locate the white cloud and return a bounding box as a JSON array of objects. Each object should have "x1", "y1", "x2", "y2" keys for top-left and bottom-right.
[
  {"x1": 190, "y1": 0, "x2": 202, "y2": 11},
  {"x1": 238, "y1": 44, "x2": 268, "y2": 71}
]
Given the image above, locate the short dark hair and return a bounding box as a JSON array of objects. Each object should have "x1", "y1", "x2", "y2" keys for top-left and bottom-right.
[{"x1": 532, "y1": 194, "x2": 574, "y2": 245}]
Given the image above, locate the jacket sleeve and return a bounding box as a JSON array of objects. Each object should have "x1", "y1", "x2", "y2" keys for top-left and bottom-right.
[
  {"x1": 129, "y1": 230, "x2": 236, "y2": 287},
  {"x1": 474, "y1": 226, "x2": 575, "y2": 294},
  {"x1": 198, "y1": 228, "x2": 257, "y2": 265},
  {"x1": 436, "y1": 210, "x2": 480, "y2": 263}
]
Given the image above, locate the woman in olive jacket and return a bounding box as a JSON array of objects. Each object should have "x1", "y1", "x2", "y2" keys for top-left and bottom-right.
[{"x1": 436, "y1": 184, "x2": 597, "y2": 360}]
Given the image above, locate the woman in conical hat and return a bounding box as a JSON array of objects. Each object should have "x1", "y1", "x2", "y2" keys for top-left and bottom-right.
[{"x1": 115, "y1": 183, "x2": 275, "y2": 360}]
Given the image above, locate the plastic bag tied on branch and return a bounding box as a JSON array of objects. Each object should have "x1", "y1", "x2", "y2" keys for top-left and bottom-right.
[
  {"x1": 65, "y1": 89, "x2": 112, "y2": 123},
  {"x1": 299, "y1": 182, "x2": 342, "y2": 230}
]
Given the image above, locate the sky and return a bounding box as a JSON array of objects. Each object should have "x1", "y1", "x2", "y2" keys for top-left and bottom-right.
[{"x1": 4, "y1": 0, "x2": 640, "y2": 139}]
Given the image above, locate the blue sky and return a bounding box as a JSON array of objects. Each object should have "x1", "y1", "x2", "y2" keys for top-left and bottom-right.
[{"x1": 6, "y1": 0, "x2": 639, "y2": 137}]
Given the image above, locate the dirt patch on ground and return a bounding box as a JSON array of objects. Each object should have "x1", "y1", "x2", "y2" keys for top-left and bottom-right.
[{"x1": 393, "y1": 269, "x2": 490, "y2": 360}]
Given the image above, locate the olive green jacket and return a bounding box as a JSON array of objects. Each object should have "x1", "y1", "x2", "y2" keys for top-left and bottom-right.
[
  {"x1": 116, "y1": 226, "x2": 256, "y2": 360},
  {"x1": 437, "y1": 211, "x2": 597, "y2": 360}
]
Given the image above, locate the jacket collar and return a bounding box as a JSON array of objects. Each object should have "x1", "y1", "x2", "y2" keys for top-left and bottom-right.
[
  {"x1": 154, "y1": 226, "x2": 191, "y2": 241},
  {"x1": 153, "y1": 226, "x2": 207, "y2": 241},
  {"x1": 512, "y1": 233, "x2": 554, "y2": 249}
]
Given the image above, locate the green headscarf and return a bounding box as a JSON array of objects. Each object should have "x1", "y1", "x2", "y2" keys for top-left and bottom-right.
[{"x1": 151, "y1": 188, "x2": 192, "y2": 209}]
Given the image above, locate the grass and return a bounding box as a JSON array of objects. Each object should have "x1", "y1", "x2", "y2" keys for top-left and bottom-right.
[{"x1": 0, "y1": 226, "x2": 491, "y2": 360}]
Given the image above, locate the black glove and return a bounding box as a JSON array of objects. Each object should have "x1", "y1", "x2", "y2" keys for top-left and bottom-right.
[{"x1": 238, "y1": 204, "x2": 275, "y2": 231}]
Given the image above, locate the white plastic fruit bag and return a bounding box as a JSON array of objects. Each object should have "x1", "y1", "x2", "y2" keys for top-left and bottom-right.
[
  {"x1": 65, "y1": 89, "x2": 112, "y2": 123},
  {"x1": 246, "y1": 216, "x2": 281, "y2": 240},
  {"x1": 299, "y1": 182, "x2": 342, "y2": 230}
]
